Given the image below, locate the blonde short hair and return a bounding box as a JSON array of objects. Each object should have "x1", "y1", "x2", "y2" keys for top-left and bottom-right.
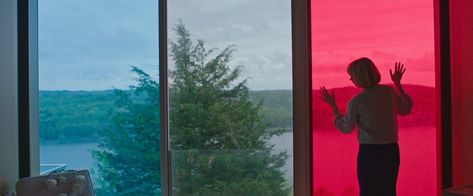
[{"x1": 347, "y1": 57, "x2": 381, "y2": 88}]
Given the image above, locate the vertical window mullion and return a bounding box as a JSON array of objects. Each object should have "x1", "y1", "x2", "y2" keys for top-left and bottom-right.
[
  {"x1": 159, "y1": 0, "x2": 171, "y2": 195},
  {"x1": 292, "y1": 0, "x2": 313, "y2": 195}
]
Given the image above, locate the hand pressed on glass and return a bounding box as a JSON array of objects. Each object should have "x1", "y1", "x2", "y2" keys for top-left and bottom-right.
[
  {"x1": 319, "y1": 86, "x2": 336, "y2": 106},
  {"x1": 319, "y1": 86, "x2": 341, "y2": 116},
  {"x1": 390, "y1": 62, "x2": 406, "y2": 85}
]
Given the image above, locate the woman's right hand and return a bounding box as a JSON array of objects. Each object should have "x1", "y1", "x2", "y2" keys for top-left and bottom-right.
[
  {"x1": 390, "y1": 62, "x2": 406, "y2": 85},
  {"x1": 320, "y1": 86, "x2": 341, "y2": 116},
  {"x1": 319, "y1": 86, "x2": 336, "y2": 107}
]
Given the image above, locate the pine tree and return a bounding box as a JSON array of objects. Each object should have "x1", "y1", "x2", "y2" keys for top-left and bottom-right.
[
  {"x1": 92, "y1": 22, "x2": 290, "y2": 196},
  {"x1": 169, "y1": 22, "x2": 290, "y2": 196},
  {"x1": 92, "y1": 67, "x2": 161, "y2": 196}
]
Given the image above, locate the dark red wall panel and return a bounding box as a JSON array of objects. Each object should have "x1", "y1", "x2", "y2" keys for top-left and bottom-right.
[{"x1": 450, "y1": 0, "x2": 473, "y2": 187}]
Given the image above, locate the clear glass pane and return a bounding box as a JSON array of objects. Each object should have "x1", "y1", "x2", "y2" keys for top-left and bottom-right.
[
  {"x1": 38, "y1": 0, "x2": 160, "y2": 195},
  {"x1": 311, "y1": 0, "x2": 436, "y2": 195},
  {"x1": 167, "y1": 1, "x2": 293, "y2": 195}
]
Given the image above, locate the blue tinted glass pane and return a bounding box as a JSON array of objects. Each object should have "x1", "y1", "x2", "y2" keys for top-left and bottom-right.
[{"x1": 38, "y1": 1, "x2": 160, "y2": 195}]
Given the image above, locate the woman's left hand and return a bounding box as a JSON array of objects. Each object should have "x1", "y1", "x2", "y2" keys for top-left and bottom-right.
[
  {"x1": 319, "y1": 86, "x2": 336, "y2": 107},
  {"x1": 390, "y1": 62, "x2": 406, "y2": 86}
]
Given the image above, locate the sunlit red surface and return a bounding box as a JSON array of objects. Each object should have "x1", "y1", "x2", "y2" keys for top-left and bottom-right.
[{"x1": 311, "y1": 0, "x2": 436, "y2": 195}]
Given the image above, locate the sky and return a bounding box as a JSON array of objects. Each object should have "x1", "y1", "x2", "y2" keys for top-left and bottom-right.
[
  {"x1": 39, "y1": 0, "x2": 159, "y2": 90},
  {"x1": 38, "y1": 0, "x2": 433, "y2": 91},
  {"x1": 38, "y1": 0, "x2": 292, "y2": 90},
  {"x1": 312, "y1": 0, "x2": 435, "y2": 89}
]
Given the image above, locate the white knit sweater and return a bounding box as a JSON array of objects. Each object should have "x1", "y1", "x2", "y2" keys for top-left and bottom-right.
[{"x1": 334, "y1": 84, "x2": 413, "y2": 144}]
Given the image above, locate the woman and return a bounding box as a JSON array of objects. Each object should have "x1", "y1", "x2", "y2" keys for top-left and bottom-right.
[{"x1": 320, "y1": 57, "x2": 413, "y2": 196}]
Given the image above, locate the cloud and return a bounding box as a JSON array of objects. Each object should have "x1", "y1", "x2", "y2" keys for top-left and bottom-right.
[
  {"x1": 167, "y1": 0, "x2": 292, "y2": 90},
  {"x1": 312, "y1": 51, "x2": 435, "y2": 89},
  {"x1": 39, "y1": 0, "x2": 434, "y2": 91},
  {"x1": 39, "y1": 0, "x2": 159, "y2": 90},
  {"x1": 311, "y1": 0, "x2": 435, "y2": 89}
]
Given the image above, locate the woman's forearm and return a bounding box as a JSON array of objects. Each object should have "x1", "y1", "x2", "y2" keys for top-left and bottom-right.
[
  {"x1": 331, "y1": 104, "x2": 341, "y2": 117},
  {"x1": 395, "y1": 82, "x2": 410, "y2": 99},
  {"x1": 394, "y1": 82, "x2": 405, "y2": 93},
  {"x1": 394, "y1": 82, "x2": 414, "y2": 115}
]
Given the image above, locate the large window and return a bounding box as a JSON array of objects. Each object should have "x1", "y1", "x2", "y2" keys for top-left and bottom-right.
[
  {"x1": 167, "y1": 0, "x2": 294, "y2": 195},
  {"x1": 311, "y1": 0, "x2": 436, "y2": 195},
  {"x1": 27, "y1": 0, "x2": 443, "y2": 195},
  {"x1": 38, "y1": 0, "x2": 161, "y2": 194}
]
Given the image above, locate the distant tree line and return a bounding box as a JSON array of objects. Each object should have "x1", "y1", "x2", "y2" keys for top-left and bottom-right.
[
  {"x1": 39, "y1": 90, "x2": 116, "y2": 143},
  {"x1": 39, "y1": 89, "x2": 293, "y2": 144},
  {"x1": 39, "y1": 85, "x2": 434, "y2": 143}
]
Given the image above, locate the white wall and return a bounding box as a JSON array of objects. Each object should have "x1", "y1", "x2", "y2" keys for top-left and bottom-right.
[{"x1": 0, "y1": 0, "x2": 19, "y2": 194}]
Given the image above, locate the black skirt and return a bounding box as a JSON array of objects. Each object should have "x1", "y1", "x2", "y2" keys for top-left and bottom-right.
[{"x1": 357, "y1": 142, "x2": 400, "y2": 196}]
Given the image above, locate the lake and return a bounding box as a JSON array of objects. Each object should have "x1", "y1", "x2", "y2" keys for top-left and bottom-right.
[
  {"x1": 39, "y1": 132, "x2": 295, "y2": 186},
  {"x1": 40, "y1": 142, "x2": 99, "y2": 171}
]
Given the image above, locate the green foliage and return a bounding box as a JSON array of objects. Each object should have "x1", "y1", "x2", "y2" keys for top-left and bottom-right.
[
  {"x1": 91, "y1": 67, "x2": 161, "y2": 196},
  {"x1": 38, "y1": 90, "x2": 293, "y2": 144},
  {"x1": 39, "y1": 90, "x2": 116, "y2": 143},
  {"x1": 169, "y1": 22, "x2": 290, "y2": 196},
  {"x1": 249, "y1": 90, "x2": 293, "y2": 129}
]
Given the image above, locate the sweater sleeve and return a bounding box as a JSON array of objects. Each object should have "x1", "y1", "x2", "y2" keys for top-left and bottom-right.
[
  {"x1": 334, "y1": 99, "x2": 357, "y2": 134},
  {"x1": 396, "y1": 90, "x2": 413, "y2": 116}
]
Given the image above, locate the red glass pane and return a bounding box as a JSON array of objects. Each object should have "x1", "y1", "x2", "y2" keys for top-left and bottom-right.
[{"x1": 311, "y1": 0, "x2": 436, "y2": 195}]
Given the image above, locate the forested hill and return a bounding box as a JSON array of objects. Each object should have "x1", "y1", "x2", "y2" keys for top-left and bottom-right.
[
  {"x1": 39, "y1": 84, "x2": 434, "y2": 143},
  {"x1": 39, "y1": 89, "x2": 294, "y2": 143},
  {"x1": 39, "y1": 90, "x2": 116, "y2": 143}
]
